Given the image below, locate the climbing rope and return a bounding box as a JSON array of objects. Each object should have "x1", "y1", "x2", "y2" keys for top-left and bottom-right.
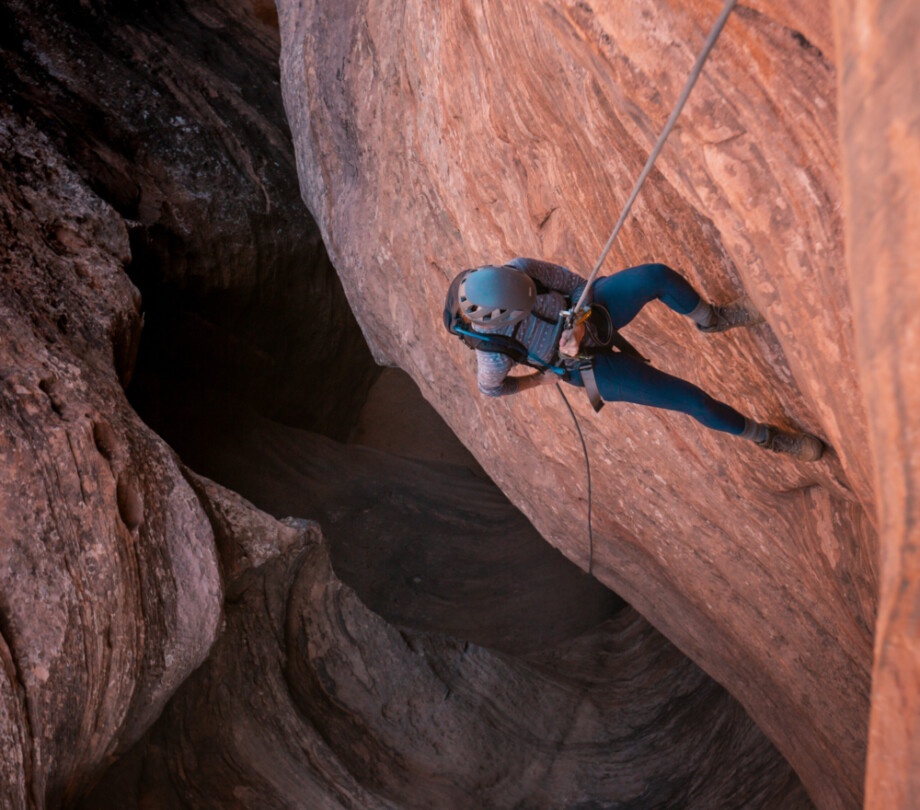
[
  {"x1": 563, "y1": 0, "x2": 738, "y2": 576},
  {"x1": 571, "y1": 0, "x2": 738, "y2": 317},
  {"x1": 556, "y1": 382, "x2": 594, "y2": 573}
]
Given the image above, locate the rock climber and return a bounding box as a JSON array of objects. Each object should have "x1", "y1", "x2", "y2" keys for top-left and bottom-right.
[{"x1": 445, "y1": 257, "x2": 824, "y2": 461}]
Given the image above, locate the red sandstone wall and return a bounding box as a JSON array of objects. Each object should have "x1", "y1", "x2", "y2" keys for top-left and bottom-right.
[
  {"x1": 277, "y1": 1, "x2": 881, "y2": 806},
  {"x1": 833, "y1": 0, "x2": 920, "y2": 807}
]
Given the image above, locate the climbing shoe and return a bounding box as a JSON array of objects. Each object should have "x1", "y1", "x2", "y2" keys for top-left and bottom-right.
[
  {"x1": 756, "y1": 426, "x2": 825, "y2": 462},
  {"x1": 697, "y1": 296, "x2": 765, "y2": 333}
]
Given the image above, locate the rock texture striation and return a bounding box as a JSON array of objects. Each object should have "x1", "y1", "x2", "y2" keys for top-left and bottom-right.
[
  {"x1": 0, "y1": 0, "x2": 372, "y2": 803},
  {"x1": 0, "y1": 0, "x2": 378, "y2": 439},
  {"x1": 0, "y1": 106, "x2": 222, "y2": 810},
  {"x1": 833, "y1": 1, "x2": 920, "y2": 807},
  {"x1": 277, "y1": 1, "x2": 883, "y2": 807},
  {"x1": 83, "y1": 475, "x2": 812, "y2": 810},
  {"x1": 2, "y1": 0, "x2": 915, "y2": 806}
]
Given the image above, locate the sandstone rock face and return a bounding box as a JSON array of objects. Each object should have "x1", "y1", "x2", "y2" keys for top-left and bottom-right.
[
  {"x1": 0, "y1": 0, "x2": 374, "y2": 802},
  {"x1": 3, "y1": 0, "x2": 909, "y2": 805},
  {"x1": 277, "y1": 2, "x2": 879, "y2": 807},
  {"x1": 833, "y1": 0, "x2": 920, "y2": 807},
  {"x1": 83, "y1": 477, "x2": 811, "y2": 810},
  {"x1": 0, "y1": 108, "x2": 222, "y2": 809}
]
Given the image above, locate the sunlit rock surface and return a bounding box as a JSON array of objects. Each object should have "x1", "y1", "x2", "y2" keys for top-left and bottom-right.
[
  {"x1": 277, "y1": 1, "x2": 882, "y2": 807},
  {"x1": 833, "y1": 0, "x2": 920, "y2": 808}
]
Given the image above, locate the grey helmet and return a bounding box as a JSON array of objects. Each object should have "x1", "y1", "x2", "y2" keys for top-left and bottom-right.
[{"x1": 458, "y1": 265, "x2": 537, "y2": 327}]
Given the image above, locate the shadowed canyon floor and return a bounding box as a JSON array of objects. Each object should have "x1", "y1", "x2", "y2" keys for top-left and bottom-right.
[
  {"x1": 83, "y1": 384, "x2": 813, "y2": 810},
  {"x1": 2, "y1": 0, "x2": 918, "y2": 807}
]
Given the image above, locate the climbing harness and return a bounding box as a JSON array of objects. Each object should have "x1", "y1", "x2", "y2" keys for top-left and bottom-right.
[{"x1": 558, "y1": 0, "x2": 739, "y2": 573}]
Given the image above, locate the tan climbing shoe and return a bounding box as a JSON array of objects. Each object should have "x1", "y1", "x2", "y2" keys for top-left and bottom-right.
[
  {"x1": 757, "y1": 426, "x2": 825, "y2": 462},
  {"x1": 697, "y1": 296, "x2": 765, "y2": 333}
]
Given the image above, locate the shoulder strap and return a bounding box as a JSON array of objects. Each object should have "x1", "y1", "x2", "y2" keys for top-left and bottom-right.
[{"x1": 450, "y1": 321, "x2": 553, "y2": 371}]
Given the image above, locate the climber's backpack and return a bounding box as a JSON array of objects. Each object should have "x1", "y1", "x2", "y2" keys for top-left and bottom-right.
[{"x1": 442, "y1": 269, "x2": 564, "y2": 373}]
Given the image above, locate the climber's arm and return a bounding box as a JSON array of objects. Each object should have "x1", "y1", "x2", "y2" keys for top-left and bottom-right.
[
  {"x1": 558, "y1": 322, "x2": 586, "y2": 357},
  {"x1": 476, "y1": 350, "x2": 555, "y2": 397}
]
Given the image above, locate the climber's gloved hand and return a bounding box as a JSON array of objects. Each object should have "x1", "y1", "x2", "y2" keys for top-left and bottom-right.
[{"x1": 559, "y1": 322, "x2": 586, "y2": 358}]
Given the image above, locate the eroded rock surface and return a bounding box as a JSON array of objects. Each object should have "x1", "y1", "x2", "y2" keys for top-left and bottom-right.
[
  {"x1": 0, "y1": 107, "x2": 222, "y2": 810},
  {"x1": 83, "y1": 480, "x2": 812, "y2": 810},
  {"x1": 277, "y1": 1, "x2": 879, "y2": 807},
  {"x1": 3, "y1": 0, "x2": 912, "y2": 806},
  {"x1": 1, "y1": 0, "x2": 378, "y2": 439},
  {"x1": 0, "y1": 0, "x2": 374, "y2": 803},
  {"x1": 833, "y1": 0, "x2": 920, "y2": 807}
]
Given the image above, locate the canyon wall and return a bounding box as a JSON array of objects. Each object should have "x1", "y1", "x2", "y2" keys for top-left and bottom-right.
[
  {"x1": 277, "y1": 0, "x2": 888, "y2": 807},
  {"x1": 833, "y1": 0, "x2": 920, "y2": 807},
  {"x1": 0, "y1": 0, "x2": 362, "y2": 803},
  {"x1": 1, "y1": 0, "x2": 817, "y2": 807},
  {"x1": 0, "y1": 102, "x2": 222, "y2": 810},
  {"x1": 2, "y1": 0, "x2": 917, "y2": 806},
  {"x1": 0, "y1": 0, "x2": 379, "y2": 439}
]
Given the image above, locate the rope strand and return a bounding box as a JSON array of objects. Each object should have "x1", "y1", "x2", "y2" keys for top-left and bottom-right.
[
  {"x1": 560, "y1": 0, "x2": 738, "y2": 577},
  {"x1": 556, "y1": 383, "x2": 593, "y2": 574},
  {"x1": 571, "y1": 0, "x2": 739, "y2": 316}
]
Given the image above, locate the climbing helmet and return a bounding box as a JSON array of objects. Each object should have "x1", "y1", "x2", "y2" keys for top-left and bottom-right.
[{"x1": 458, "y1": 265, "x2": 537, "y2": 327}]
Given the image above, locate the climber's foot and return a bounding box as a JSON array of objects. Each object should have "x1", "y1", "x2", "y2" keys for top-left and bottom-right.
[
  {"x1": 697, "y1": 296, "x2": 765, "y2": 333},
  {"x1": 756, "y1": 426, "x2": 825, "y2": 462}
]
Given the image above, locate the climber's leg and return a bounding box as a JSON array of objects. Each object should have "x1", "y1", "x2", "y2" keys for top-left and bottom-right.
[
  {"x1": 694, "y1": 297, "x2": 765, "y2": 333},
  {"x1": 591, "y1": 262, "x2": 763, "y2": 333},
  {"x1": 584, "y1": 354, "x2": 825, "y2": 458},
  {"x1": 592, "y1": 351, "x2": 748, "y2": 435},
  {"x1": 591, "y1": 263, "x2": 701, "y2": 328}
]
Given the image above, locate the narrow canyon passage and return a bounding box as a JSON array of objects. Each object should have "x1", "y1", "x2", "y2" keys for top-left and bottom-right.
[{"x1": 1, "y1": 0, "x2": 899, "y2": 807}]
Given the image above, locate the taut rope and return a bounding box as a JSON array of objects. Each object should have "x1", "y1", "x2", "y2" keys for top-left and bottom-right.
[
  {"x1": 565, "y1": 0, "x2": 738, "y2": 575},
  {"x1": 571, "y1": 0, "x2": 739, "y2": 318}
]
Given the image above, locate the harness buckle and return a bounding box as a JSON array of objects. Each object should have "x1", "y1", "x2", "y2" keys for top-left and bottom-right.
[{"x1": 578, "y1": 359, "x2": 604, "y2": 413}]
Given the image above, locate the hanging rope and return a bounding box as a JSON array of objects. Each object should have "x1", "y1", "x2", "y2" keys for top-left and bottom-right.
[
  {"x1": 571, "y1": 0, "x2": 739, "y2": 317},
  {"x1": 556, "y1": 382, "x2": 594, "y2": 573},
  {"x1": 563, "y1": 0, "x2": 738, "y2": 577}
]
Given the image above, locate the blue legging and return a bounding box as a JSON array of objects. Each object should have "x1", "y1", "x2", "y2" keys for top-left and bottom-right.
[{"x1": 571, "y1": 263, "x2": 747, "y2": 435}]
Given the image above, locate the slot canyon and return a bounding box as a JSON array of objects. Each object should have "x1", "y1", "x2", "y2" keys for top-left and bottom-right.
[{"x1": 0, "y1": 0, "x2": 916, "y2": 808}]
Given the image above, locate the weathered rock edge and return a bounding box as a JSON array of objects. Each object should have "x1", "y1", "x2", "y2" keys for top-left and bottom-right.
[{"x1": 0, "y1": 106, "x2": 222, "y2": 810}]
